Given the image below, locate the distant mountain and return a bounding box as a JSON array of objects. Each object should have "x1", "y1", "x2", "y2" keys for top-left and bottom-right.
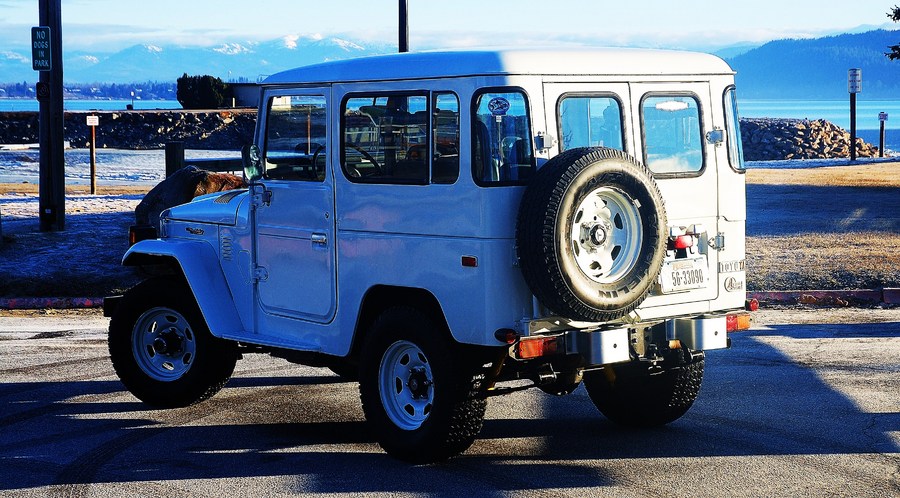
[
  {"x1": 4, "y1": 28, "x2": 900, "y2": 98},
  {"x1": 0, "y1": 35, "x2": 391, "y2": 84},
  {"x1": 728, "y1": 29, "x2": 900, "y2": 99}
]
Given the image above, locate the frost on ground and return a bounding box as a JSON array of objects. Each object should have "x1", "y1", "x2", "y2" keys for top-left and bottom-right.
[
  {"x1": 0, "y1": 191, "x2": 145, "y2": 297},
  {"x1": 1, "y1": 158, "x2": 899, "y2": 298}
]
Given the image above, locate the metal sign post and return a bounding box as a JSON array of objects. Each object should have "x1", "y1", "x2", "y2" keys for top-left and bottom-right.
[
  {"x1": 848, "y1": 68, "x2": 861, "y2": 162},
  {"x1": 87, "y1": 114, "x2": 99, "y2": 193},
  {"x1": 36, "y1": 0, "x2": 65, "y2": 231},
  {"x1": 879, "y1": 112, "x2": 888, "y2": 158}
]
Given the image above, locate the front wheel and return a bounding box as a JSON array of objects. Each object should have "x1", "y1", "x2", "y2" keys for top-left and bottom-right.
[
  {"x1": 583, "y1": 351, "x2": 704, "y2": 427},
  {"x1": 359, "y1": 307, "x2": 489, "y2": 463},
  {"x1": 108, "y1": 277, "x2": 238, "y2": 408}
]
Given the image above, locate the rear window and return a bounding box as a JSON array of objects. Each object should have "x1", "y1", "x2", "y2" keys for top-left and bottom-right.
[
  {"x1": 472, "y1": 89, "x2": 535, "y2": 186},
  {"x1": 557, "y1": 95, "x2": 624, "y2": 151},
  {"x1": 641, "y1": 95, "x2": 703, "y2": 175}
]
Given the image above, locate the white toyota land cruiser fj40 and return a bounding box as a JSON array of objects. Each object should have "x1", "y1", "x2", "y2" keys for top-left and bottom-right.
[{"x1": 105, "y1": 49, "x2": 753, "y2": 462}]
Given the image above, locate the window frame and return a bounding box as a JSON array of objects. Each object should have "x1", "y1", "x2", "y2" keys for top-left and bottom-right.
[
  {"x1": 339, "y1": 90, "x2": 460, "y2": 185},
  {"x1": 723, "y1": 85, "x2": 746, "y2": 174},
  {"x1": 555, "y1": 92, "x2": 627, "y2": 154},
  {"x1": 261, "y1": 94, "x2": 329, "y2": 183},
  {"x1": 639, "y1": 91, "x2": 707, "y2": 179},
  {"x1": 470, "y1": 86, "x2": 536, "y2": 188}
]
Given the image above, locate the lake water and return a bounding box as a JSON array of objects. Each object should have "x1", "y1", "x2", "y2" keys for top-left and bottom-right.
[
  {"x1": 0, "y1": 99, "x2": 182, "y2": 112},
  {"x1": 741, "y1": 99, "x2": 900, "y2": 151}
]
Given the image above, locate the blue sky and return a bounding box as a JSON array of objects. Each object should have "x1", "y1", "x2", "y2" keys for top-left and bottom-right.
[{"x1": 1, "y1": 0, "x2": 897, "y2": 52}]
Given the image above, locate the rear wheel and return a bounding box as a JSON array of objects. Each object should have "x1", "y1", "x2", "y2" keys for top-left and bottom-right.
[
  {"x1": 583, "y1": 351, "x2": 704, "y2": 427},
  {"x1": 108, "y1": 277, "x2": 238, "y2": 408},
  {"x1": 359, "y1": 307, "x2": 488, "y2": 463}
]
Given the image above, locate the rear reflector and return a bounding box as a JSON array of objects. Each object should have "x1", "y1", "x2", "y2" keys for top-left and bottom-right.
[
  {"x1": 726, "y1": 312, "x2": 752, "y2": 332},
  {"x1": 745, "y1": 298, "x2": 760, "y2": 312},
  {"x1": 515, "y1": 336, "x2": 558, "y2": 359},
  {"x1": 129, "y1": 224, "x2": 158, "y2": 246}
]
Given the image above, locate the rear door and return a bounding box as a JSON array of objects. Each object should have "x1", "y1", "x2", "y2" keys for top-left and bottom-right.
[{"x1": 629, "y1": 82, "x2": 720, "y2": 306}]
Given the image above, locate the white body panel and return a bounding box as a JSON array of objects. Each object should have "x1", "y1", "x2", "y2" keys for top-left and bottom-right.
[{"x1": 130, "y1": 49, "x2": 747, "y2": 359}]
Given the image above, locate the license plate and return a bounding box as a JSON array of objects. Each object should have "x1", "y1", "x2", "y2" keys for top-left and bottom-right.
[{"x1": 660, "y1": 257, "x2": 709, "y2": 293}]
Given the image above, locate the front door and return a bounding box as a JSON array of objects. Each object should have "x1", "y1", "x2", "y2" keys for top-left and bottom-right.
[{"x1": 254, "y1": 89, "x2": 336, "y2": 323}]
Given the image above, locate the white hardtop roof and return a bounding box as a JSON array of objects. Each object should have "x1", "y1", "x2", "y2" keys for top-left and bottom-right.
[{"x1": 263, "y1": 48, "x2": 734, "y2": 85}]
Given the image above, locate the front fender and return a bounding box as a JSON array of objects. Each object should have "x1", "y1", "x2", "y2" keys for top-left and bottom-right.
[{"x1": 123, "y1": 239, "x2": 246, "y2": 338}]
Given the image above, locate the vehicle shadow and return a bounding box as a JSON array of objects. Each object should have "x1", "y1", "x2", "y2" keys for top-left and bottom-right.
[
  {"x1": 0, "y1": 323, "x2": 897, "y2": 493},
  {"x1": 746, "y1": 184, "x2": 899, "y2": 236}
]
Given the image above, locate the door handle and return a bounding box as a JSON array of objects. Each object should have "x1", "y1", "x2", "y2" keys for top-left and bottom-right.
[{"x1": 311, "y1": 233, "x2": 328, "y2": 246}]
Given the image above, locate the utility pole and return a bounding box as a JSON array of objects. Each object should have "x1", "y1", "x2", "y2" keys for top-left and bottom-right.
[
  {"x1": 37, "y1": 0, "x2": 65, "y2": 231},
  {"x1": 399, "y1": 0, "x2": 409, "y2": 53}
]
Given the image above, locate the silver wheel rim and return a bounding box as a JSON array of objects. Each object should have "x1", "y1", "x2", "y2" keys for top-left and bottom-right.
[
  {"x1": 570, "y1": 186, "x2": 643, "y2": 284},
  {"x1": 131, "y1": 307, "x2": 197, "y2": 382},
  {"x1": 379, "y1": 340, "x2": 434, "y2": 431}
]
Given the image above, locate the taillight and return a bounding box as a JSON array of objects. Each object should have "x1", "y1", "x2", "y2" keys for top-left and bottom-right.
[
  {"x1": 726, "y1": 312, "x2": 752, "y2": 332},
  {"x1": 671, "y1": 234, "x2": 694, "y2": 249},
  {"x1": 514, "y1": 336, "x2": 559, "y2": 359}
]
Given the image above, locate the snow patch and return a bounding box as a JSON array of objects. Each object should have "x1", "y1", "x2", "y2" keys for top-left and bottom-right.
[
  {"x1": 213, "y1": 43, "x2": 251, "y2": 55},
  {"x1": 281, "y1": 35, "x2": 299, "y2": 49},
  {"x1": 75, "y1": 55, "x2": 100, "y2": 64},
  {"x1": 144, "y1": 44, "x2": 163, "y2": 53},
  {"x1": 331, "y1": 38, "x2": 365, "y2": 51}
]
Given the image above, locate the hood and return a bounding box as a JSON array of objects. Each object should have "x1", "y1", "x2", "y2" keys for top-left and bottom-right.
[{"x1": 164, "y1": 189, "x2": 248, "y2": 226}]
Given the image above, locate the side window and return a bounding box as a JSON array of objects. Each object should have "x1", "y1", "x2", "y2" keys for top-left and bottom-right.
[
  {"x1": 641, "y1": 95, "x2": 703, "y2": 175},
  {"x1": 558, "y1": 95, "x2": 624, "y2": 151},
  {"x1": 724, "y1": 87, "x2": 746, "y2": 172},
  {"x1": 433, "y1": 92, "x2": 460, "y2": 184},
  {"x1": 342, "y1": 93, "x2": 428, "y2": 184},
  {"x1": 472, "y1": 90, "x2": 534, "y2": 185},
  {"x1": 263, "y1": 95, "x2": 327, "y2": 181}
]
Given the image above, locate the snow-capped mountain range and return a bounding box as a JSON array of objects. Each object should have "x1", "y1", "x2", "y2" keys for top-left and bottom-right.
[{"x1": 1, "y1": 34, "x2": 390, "y2": 83}]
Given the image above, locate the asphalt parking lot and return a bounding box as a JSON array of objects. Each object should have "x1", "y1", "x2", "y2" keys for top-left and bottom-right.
[{"x1": 0, "y1": 308, "x2": 898, "y2": 497}]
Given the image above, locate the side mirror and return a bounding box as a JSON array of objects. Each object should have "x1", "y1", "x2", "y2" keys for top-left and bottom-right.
[{"x1": 242, "y1": 144, "x2": 263, "y2": 183}]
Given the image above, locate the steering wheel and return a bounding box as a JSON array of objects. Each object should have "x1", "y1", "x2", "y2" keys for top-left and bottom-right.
[
  {"x1": 345, "y1": 143, "x2": 384, "y2": 176},
  {"x1": 311, "y1": 143, "x2": 326, "y2": 167}
]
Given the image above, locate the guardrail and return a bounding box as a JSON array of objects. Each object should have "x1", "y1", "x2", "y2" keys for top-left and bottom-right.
[{"x1": 165, "y1": 142, "x2": 243, "y2": 177}]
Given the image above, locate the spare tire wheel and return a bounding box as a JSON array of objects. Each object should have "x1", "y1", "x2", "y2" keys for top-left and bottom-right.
[{"x1": 516, "y1": 147, "x2": 667, "y2": 322}]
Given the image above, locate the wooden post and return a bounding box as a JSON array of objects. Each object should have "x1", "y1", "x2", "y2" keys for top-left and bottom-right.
[
  {"x1": 38, "y1": 0, "x2": 65, "y2": 231},
  {"x1": 165, "y1": 141, "x2": 185, "y2": 177}
]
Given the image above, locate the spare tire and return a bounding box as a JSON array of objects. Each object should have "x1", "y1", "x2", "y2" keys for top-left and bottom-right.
[{"x1": 516, "y1": 147, "x2": 666, "y2": 322}]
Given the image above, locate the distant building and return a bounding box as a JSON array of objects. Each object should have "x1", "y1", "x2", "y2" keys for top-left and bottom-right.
[{"x1": 231, "y1": 83, "x2": 260, "y2": 108}]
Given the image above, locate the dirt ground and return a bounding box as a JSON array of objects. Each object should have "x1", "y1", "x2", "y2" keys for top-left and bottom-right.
[
  {"x1": 1, "y1": 161, "x2": 898, "y2": 298},
  {"x1": 745, "y1": 163, "x2": 900, "y2": 291}
]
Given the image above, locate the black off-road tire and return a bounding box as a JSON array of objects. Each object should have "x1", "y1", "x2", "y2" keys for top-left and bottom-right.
[
  {"x1": 108, "y1": 276, "x2": 238, "y2": 408},
  {"x1": 359, "y1": 307, "x2": 489, "y2": 463},
  {"x1": 583, "y1": 352, "x2": 705, "y2": 427},
  {"x1": 517, "y1": 147, "x2": 667, "y2": 322}
]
